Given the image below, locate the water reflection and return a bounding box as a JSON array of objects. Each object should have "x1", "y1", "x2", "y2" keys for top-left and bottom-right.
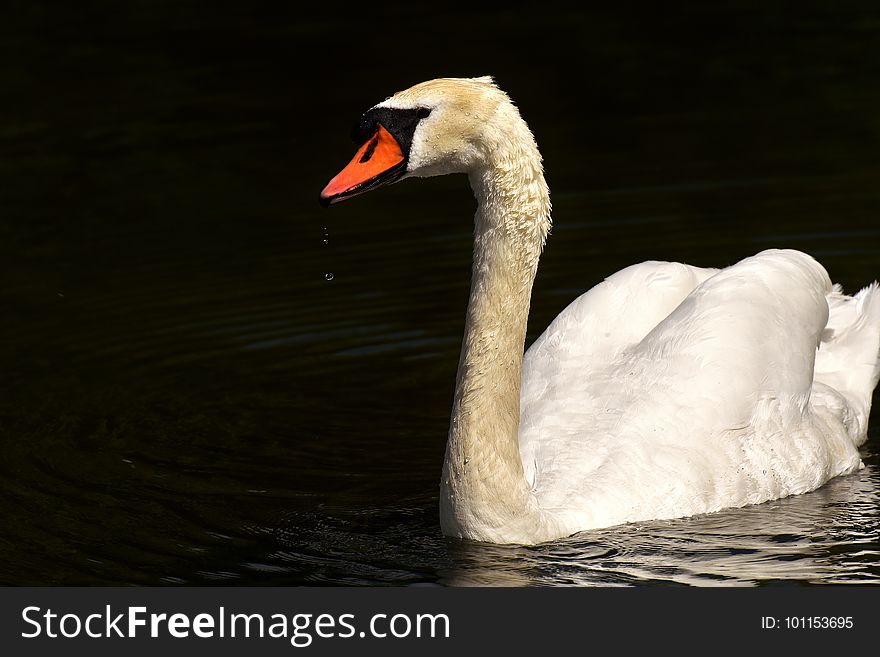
[{"x1": 444, "y1": 460, "x2": 880, "y2": 586}]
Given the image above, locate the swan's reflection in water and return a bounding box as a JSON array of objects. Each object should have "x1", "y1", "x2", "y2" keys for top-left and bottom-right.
[{"x1": 440, "y1": 462, "x2": 879, "y2": 586}]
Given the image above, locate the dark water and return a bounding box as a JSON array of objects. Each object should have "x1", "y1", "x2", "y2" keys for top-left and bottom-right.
[{"x1": 1, "y1": 3, "x2": 879, "y2": 585}]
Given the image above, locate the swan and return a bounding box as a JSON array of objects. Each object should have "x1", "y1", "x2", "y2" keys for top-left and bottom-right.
[{"x1": 319, "y1": 76, "x2": 880, "y2": 545}]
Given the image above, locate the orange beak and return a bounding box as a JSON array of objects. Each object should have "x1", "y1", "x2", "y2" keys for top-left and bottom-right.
[{"x1": 320, "y1": 124, "x2": 406, "y2": 206}]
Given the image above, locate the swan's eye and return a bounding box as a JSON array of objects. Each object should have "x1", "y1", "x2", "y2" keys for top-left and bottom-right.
[{"x1": 416, "y1": 107, "x2": 431, "y2": 119}]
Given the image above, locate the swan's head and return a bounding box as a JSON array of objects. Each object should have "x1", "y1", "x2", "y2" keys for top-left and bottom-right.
[{"x1": 320, "y1": 76, "x2": 511, "y2": 205}]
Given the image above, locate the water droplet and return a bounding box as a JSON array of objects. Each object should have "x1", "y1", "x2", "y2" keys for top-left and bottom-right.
[{"x1": 322, "y1": 227, "x2": 333, "y2": 281}]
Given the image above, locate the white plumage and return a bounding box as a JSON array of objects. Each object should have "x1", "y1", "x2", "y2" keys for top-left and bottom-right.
[
  {"x1": 521, "y1": 253, "x2": 879, "y2": 536},
  {"x1": 325, "y1": 77, "x2": 880, "y2": 545}
]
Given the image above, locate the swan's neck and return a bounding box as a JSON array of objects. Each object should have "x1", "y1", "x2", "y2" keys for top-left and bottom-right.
[{"x1": 440, "y1": 119, "x2": 551, "y2": 542}]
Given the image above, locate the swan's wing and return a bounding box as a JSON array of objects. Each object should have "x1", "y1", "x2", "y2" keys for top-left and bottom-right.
[
  {"x1": 521, "y1": 259, "x2": 717, "y2": 422},
  {"x1": 519, "y1": 259, "x2": 717, "y2": 486},
  {"x1": 519, "y1": 250, "x2": 870, "y2": 528},
  {"x1": 623, "y1": 249, "x2": 833, "y2": 429},
  {"x1": 521, "y1": 250, "x2": 834, "y2": 447}
]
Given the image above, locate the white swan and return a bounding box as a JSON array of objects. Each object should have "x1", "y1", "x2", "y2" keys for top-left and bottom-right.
[{"x1": 320, "y1": 76, "x2": 880, "y2": 545}]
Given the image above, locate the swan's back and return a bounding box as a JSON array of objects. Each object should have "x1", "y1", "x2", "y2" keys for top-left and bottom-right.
[{"x1": 520, "y1": 249, "x2": 880, "y2": 534}]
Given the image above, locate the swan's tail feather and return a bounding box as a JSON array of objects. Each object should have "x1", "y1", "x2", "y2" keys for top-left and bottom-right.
[{"x1": 815, "y1": 281, "x2": 880, "y2": 445}]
